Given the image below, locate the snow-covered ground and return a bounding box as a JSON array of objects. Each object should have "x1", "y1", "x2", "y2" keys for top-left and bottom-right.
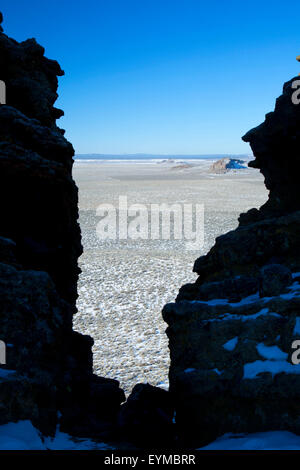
[
  {"x1": 73, "y1": 161, "x2": 267, "y2": 395},
  {"x1": 184, "y1": 276, "x2": 300, "y2": 380},
  {"x1": 199, "y1": 431, "x2": 300, "y2": 450},
  {"x1": 0, "y1": 421, "x2": 112, "y2": 450},
  {"x1": 1, "y1": 163, "x2": 297, "y2": 450},
  {"x1": 2, "y1": 420, "x2": 300, "y2": 450}
]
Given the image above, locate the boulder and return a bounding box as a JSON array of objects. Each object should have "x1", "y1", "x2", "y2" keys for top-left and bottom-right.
[
  {"x1": 209, "y1": 157, "x2": 247, "y2": 173},
  {"x1": 118, "y1": 384, "x2": 175, "y2": 447}
]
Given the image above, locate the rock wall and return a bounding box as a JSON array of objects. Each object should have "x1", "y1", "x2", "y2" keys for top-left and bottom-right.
[
  {"x1": 209, "y1": 157, "x2": 247, "y2": 173},
  {"x1": 163, "y1": 77, "x2": 300, "y2": 446},
  {"x1": 0, "y1": 14, "x2": 125, "y2": 439},
  {"x1": 2, "y1": 9, "x2": 299, "y2": 448}
]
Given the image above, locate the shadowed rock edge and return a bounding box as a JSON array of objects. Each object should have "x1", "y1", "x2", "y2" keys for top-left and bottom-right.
[
  {"x1": 0, "y1": 15, "x2": 125, "y2": 440},
  {"x1": 163, "y1": 77, "x2": 300, "y2": 446}
]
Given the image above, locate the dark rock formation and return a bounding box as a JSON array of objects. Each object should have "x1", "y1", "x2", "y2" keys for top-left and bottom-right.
[
  {"x1": 244, "y1": 78, "x2": 300, "y2": 216},
  {"x1": 118, "y1": 383, "x2": 175, "y2": 448},
  {"x1": 0, "y1": 14, "x2": 125, "y2": 439},
  {"x1": 259, "y1": 264, "x2": 292, "y2": 298},
  {"x1": 209, "y1": 157, "x2": 247, "y2": 173},
  {"x1": 163, "y1": 77, "x2": 300, "y2": 446}
]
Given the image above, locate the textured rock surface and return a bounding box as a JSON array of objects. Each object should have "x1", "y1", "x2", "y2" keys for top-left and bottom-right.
[
  {"x1": 163, "y1": 77, "x2": 300, "y2": 446},
  {"x1": 0, "y1": 15, "x2": 125, "y2": 438},
  {"x1": 244, "y1": 78, "x2": 300, "y2": 216},
  {"x1": 118, "y1": 383, "x2": 175, "y2": 447}
]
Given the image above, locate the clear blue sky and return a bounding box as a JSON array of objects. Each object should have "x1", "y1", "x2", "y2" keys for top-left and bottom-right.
[{"x1": 1, "y1": 0, "x2": 300, "y2": 154}]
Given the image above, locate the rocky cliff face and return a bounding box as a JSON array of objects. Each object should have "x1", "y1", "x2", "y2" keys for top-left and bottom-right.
[
  {"x1": 2, "y1": 9, "x2": 299, "y2": 449},
  {"x1": 163, "y1": 77, "x2": 300, "y2": 446},
  {"x1": 0, "y1": 14, "x2": 124, "y2": 439}
]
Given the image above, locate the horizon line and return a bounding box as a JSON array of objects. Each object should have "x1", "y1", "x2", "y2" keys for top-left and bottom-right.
[{"x1": 75, "y1": 152, "x2": 253, "y2": 157}]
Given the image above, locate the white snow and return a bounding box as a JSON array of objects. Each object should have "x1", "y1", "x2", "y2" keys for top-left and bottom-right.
[
  {"x1": 256, "y1": 343, "x2": 288, "y2": 361},
  {"x1": 294, "y1": 317, "x2": 300, "y2": 335},
  {"x1": 280, "y1": 292, "x2": 300, "y2": 300},
  {"x1": 191, "y1": 292, "x2": 260, "y2": 307},
  {"x1": 73, "y1": 162, "x2": 267, "y2": 393},
  {"x1": 223, "y1": 337, "x2": 238, "y2": 351},
  {"x1": 156, "y1": 380, "x2": 169, "y2": 390},
  {"x1": 3, "y1": 420, "x2": 300, "y2": 450},
  {"x1": 0, "y1": 420, "x2": 113, "y2": 450},
  {"x1": 280, "y1": 281, "x2": 300, "y2": 300},
  {"x1": 184, "y1": 368, "x2": 222, "y2": 375},
  {"x1": 199, "y1": 430, "x2": 300, "y2": 450},
  {"x1": 287, "y1": 282, "x2": 300, "y2": 291},
  {"x1": 243, "y1": 360, "x2": 300, "y2": 379},
  {"x1": 204, "y1": 308, "x2": 280, "y2": 324},
  {"x1": 244, "y1": 328, "x2": 300, "y2": 379},
  {"x1": 191, "y1": 278, "x2": 300, "y2": 313},
  {"x1": 0, "y1": 369, "x2": 16, "y2": 379}
]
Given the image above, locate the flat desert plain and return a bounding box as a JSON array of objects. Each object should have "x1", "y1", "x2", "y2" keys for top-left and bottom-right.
[{"x1": 73, "y1": 160, "x2": 268, "y2": 394}]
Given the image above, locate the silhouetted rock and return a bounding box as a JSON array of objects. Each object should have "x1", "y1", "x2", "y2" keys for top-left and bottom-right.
[
  {"x1": 163, "y1": 77, "x2": 300, "y2": 447},
  {"x1": 177, "y1": 276, "x2": 259, "y2": 303},
  {"x1": 259, "y1": 264, "x2": 292, "y2": 297},
  {"x1": 243, "y1": 78, "x2": 300, "y2": 216},
  {"x1": 0, "y1": 13, "x2": 125, "y2": 439},
  {"x1": 118, "y1": 384, "x2": 175, "y2": 447},
  {"x1": 0, "y1": 16, "x2": 63, "y2": 127}
]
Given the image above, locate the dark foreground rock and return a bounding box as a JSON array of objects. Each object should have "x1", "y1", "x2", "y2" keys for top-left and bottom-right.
[
  {"x1": 163, "y1": 77, "x2": 300, "y2": 447},
  {"x1": 0, "y1": 14, "x2": 125, "y2": 439},
  {"x1": 118, "y1": 384, "x2": 175, "y2": 448}
]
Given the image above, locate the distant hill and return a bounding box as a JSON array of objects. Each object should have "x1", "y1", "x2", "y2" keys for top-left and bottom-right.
[{"x1": 75, "y1": 153, "x2": 252, "y2": 161}]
